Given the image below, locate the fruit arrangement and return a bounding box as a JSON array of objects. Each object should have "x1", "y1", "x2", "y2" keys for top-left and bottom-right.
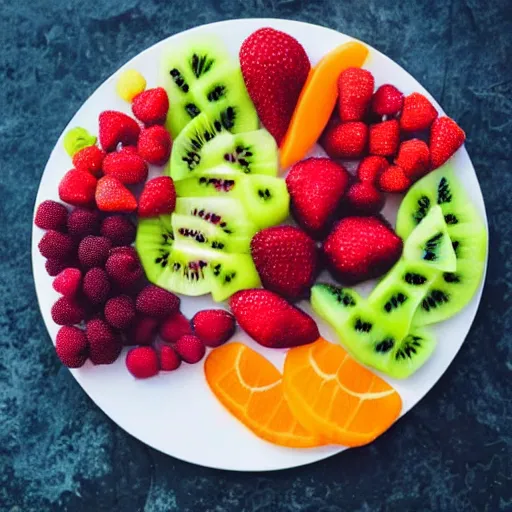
[{"x1": 34, "y1": 26, "x2": 487, "y2": 451}]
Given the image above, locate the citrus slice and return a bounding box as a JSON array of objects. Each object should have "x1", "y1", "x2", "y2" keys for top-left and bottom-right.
[
  {"x1": 280, "y1": 41, "x2": 369, "y2": 170},
  {"x1": 283, "y1": 338, "x2": 402, "y2": 447},
  {"x1": 204, "y1": 342, "x2": 324, "y2": 448}
]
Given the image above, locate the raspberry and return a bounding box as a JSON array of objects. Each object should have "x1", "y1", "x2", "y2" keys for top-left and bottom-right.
[
  {"x1": 159, "y1": 312, "x2": 192, "y2": 344},
  {"x1": 126, "y1": 315, "x2": 159, "y2": 346},
  {"x1": 159, "y1": 345, "x2": 181, "y2": 371},
  {"x1": 67, "y1": 207, "x2": 101, "y2": 239},
  {"x1": 45, "y1": 258, "x2": 75, "y2": 277},
  {"x1": 55, "y1": 326, "x2": 89, "y2": 368},
  {"x1": 135, "y1": 285, "x2": 180, "y2": 319},
  {"x1": 192, "y1": 310, "x2": 235, "y2": 347},
  {"x1": 105, "y1": 250, "x2": 143, "y2": 291},
  {"x1": 38, "y1": 231, "x2": 75, "y2": 260},
  {"x1": 86, "y1": 319, "x2": 122, "y2": 365},
  {"x1": 83, "y1": 267, "x2": 111, "y2": 304},
  {"x1": 78, "y1": 236, "x2": 112, "y2": 268},
  {"x1": 51, "y1": 297, "x2": 86, "y2": 325},
  {"x1": 126, "y1": 346, "x2": 159, "y2": 379},
  {"x1": 35, "y1": 200, "x2": 68, "y2": 232},
  {"x1": 53, "y1": 268, "x2": 82, "y2": 298},
  {"x1": 104, "y1": 295, "x2": 135, "y2": 329},
  {"x1": 100, "y1": 216, "x2": 136, "y2": 246},
  {"x1": 175, "y1": 335, "x2": 205, "y2": 364}
]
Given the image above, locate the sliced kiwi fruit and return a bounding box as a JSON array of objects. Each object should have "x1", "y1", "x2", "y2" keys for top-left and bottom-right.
[
  {"x1": 171, "y1": 213, "x2": 250, "y2": 253},
  {"x1": 403, "y1": 205, "x2": 457, "y2": 272}
]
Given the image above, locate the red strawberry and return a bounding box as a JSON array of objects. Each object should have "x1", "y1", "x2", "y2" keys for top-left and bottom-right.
[
  {"x1": 126, "y1": 346, "x2": 159, "y2": 379},
  {"x1": 240, "y1": 27, "x2": 310, "y2": 145},
  {"x1": 251, "y1": 226, "x2": 318, "y2": 299},
  {"x1": 286, "y1": 157, "x2": 350, "y2": 237},
  {"x1": 105, "y1": 249, "x2": 143, "y2": 291},
  {"x1": 51, "y1": 297, "x2": 86, "y2": 325},
  {"x1": 55, "y1": 326, "x2": 89, "y2": 368},
  {"x1": 138, "y1": 176, "x2": 176, "y2": 218},
  {"x1": 400, "y1": 92, "x2": 438, "y2": 132},
  {"x1": 136, "y1": 285, "x2": 180, "y2": 319},
  {"x1": 126, "y1": 315, "x2": 159, "y2": 346},
  {"x1": 344, "y1": 182, "x2": 385, "y2": 216},
  {"x1": 99, "y1": 111, "x2": 140, "y2": 152},
  {"x1": 86, "y1": 318, "x2": 122, "y2": 365},
  {"x1": 83, "y1": 267, "x2": 111, "y2": 304},
  {"x1": 321, "y1": 121, "x2": 368, "y2": 159},
  {"x1": 53, "y1": 268, "x2": 82, "y2": 298},
  {"x1": 159, "y1": 312, "x2": 192, "y2": 344},
  {"x1": 137, "y1": 126, "x2": 172, "y2": 166},
  {"x1": 102, "y1": 146, "x2": 148, "y2": 185},
  {"x1": 38, "y1": 230, "x2": 75, "y2": 260},
  {"x1": 395, "y1": 139, "x2": 430, "y2": 180},
  {"x1": 371, "y1": 84, "x2": 404, "y2": 117},
  {"x1": 132, "y1": 87, "x2": 169, "y2": 126},
  {"x1": 323, "y1": 217, "x2": 403, "y2": 284},
  {"x1": 35, "y1": 200, "x2": 68, "y2": 232},
  {"x1": 159, "y1": 345, "x2": 181, "y2": 371},
  {"x1": 78, "y1": 236, "x2": 112, "y2": 268},
  {"x1": 378, "y1": 165, "x2": 412, "y2": 193},
  {"x1": 59, "y1": 170, "x2": 97, "y2": 207},
  {"x1": 67, "y1": 207, "x2": 101, "y2": 238},
  {"x1": 72, "y1": 145, "x2": 105, "y2": 177},
  {"x1": 356, "y1": 156, "x2": 389, "y2": 183},
  {"x1": 104, "y1": 295, "x2": 136, "y2": 330},
  {"x1": 174, "y1": 335, "x2": 205, "y2": 364},
  {"x1": 95, "y1": 176, "x2": 137, "y2": 213},
  {"x1": 229, "y1": 289, "x2": 319, "y2": 349},
  {"x1": 337, "y1": 67, "x2": 375, "y2": 121},
  {"x1": 191, "y1": 309, "x2": 236, "y2": 348},
  {"x1": 369, "y1": 120, "x2": 400, "y2": 156},
  {"x1": 429, "y1": 116, "x2": 466, "y2": 168},
  {"x1": 100, "y1": 215, "x2": 136, "y2": 246}
]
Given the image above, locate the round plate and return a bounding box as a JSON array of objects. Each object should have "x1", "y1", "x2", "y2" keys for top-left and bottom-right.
[{"x1": 31, "y1": 18, "x2": 488, "y2": 471}]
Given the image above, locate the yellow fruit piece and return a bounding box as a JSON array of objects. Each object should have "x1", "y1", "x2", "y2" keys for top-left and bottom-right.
[{"x1": 116, "y1": 69, "x2": 146, "y2": 102}]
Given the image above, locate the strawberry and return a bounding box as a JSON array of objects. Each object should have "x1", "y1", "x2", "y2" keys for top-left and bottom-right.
[
  {"x1": 55, "y1": 326, "x2": 89, "y2": 368},
  {"x1": 53, "y1": 268, "x2": 82, "y2": 298},
  {"x1": 35, "y1": 200, "x2": 68, "y2": 232},
  {"x1": 230, "y1": 289, "x2": 319, "y2": 349},
  {"x1": 286, "y1": 157, "x2": 349, "y2": 237},
  {"x1": 132, "y1": 87, "x2": 169, "y2": 126},
  {"x1": 378, "y1": 165, "x2": 412, "y2": 193},
  {"x1": 356, "y1": 156, "x2": 389, "y2": 183},
  {"x1": 95, "y1": 176, "x2": 137, "y2": 213},
  {"x1": 138, "y1": 176, "x2": 176, "y2": 217},
  {"x1": 175, "y1": 335, "x2": 205, "y2": 364},
  {"x1": 102, "y1": 146, "x2": 148, "y2": 184},
  {"x1": 159, "y1": 312, "x2": 192, "y2": 344},
  {"x1": 240, "y1": 27, "x2": 310, "y2": 145},
  {"x1": 159, "y1": 345, "x2": 181, "y2": 371},
  {"x1": 337, "y1": 67, "x2": 375, "y2": 121},
  {"x1": 321, "y1": 121, "x2": 368, "y2": 159},
  {"x1": 371, "y1": 84, "x2": 404, "y2": 117},
  {"x1": 429, "y1": 116, "x2": 466, "y2": 168},
  {"x1": 399, "y1": 92, "x2": 438, "y2": 132},
  {"x1": 250, "y1": 226, "x2": 318, "y2": 299},
  {"x1": 137, "y1": 126, "x2": 172, "y2": 166},
  {"x1": 126, "y1": 346, "x2": 159, "y2": 378},
  {"x1": 191, "y1": 309, "x2": 235, "y2": 348},
  {"x1": 59, "y1": 170, "x2": 97, "y2": 207},
  {"x1": 323, "y1": 217, "x2": 403, "y2": 284},
  {"x1": 395, "y1": 139, "x2": 430, "y2": 180},
  {"x1": 344, "y1": 182, "x2": 385, "y2": 216},
  {"x1": 99, "y1": 111, "x2": 140, "y2": 152},
  {"x1": 72, "y1": 145, "x2": 105, "y2": 177},
  {"x1": 368, "y1": 120, "x2": 400, "y2": 156}
]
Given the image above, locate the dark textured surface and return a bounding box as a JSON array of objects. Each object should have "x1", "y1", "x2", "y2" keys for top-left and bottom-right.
[{"x1": 1, "y1": 0, "x2": 511, "y2": 510}]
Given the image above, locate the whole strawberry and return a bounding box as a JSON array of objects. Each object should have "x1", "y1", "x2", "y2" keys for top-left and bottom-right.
[
  {"x1": 286, "y1": 157, "x2": 350, "y2": 237},
  {"x1": 137, "y1": 126, "x2": 172, "y2": 166},
  {"x1": 59, "y1": 170, "x2": 97, "y2": 207},
  {"x1": 429, "y1": 116, "x2": 465, "y2": 168},
  {"x1": 369, "y1": 119, "x2": 400, "y2": 156},
  {"x1": 230, "y1": 289, "x2": 319, "y2": 349},
  {"x1": 132, "y1": 87, "x2": 169, "y2": 126},
  {"x1": 356, "y1": 156, "x2": 389, "y2": 183},
  {"x1": 96, "y1": 176, "x2": 138, "y2": 213},
  {"x1": 99, "y1": 110, "x2": 140, "y2": 152},
  {"x1": 344, "y1": 182, "x2": 384, "y2": 216},
  {"x1": 192, "y1": 310, "x2": 235, "y2": 348},
  {"x1": 323, "y1": 217, "x2": 403, "y2": 284},
  {"x1": 400, "y1": 92, "x2": 438, "y2": 132},
  {"x1": 378, "y1": 165, "x2": 411, "y2": 193},
  {"x1": 126, "y1": 346, "x2": 159, "y2": 379},
  {"x1": 338, "y1": 67, "x2": 375, "y2": 121},
  {"x1": 395, "y1": 139, "x2": 430, "y2": 180},
  {"x1": 321, "y1": 121, "x2": 368, "y2": 159},
  {"x1": 138, "y1": 176, "x2": 176, "y2": 217},
  {"x1": 251, "y1": 225, "x2": 318, "y2": 299},
  {"x1": 240, "y1": 28, "x2": 310, "y2": 145},
  {"x1": 371, "y1": 84, "x2": 404, "y2": 118},
  {"x1": 72, "y1": 145, "x2": 105, "y2": 177},
  {"x1": 102, "y1": 146, "x2": 148, "y2": 184},
  {"x1": 159, "y1": 345, "x2": 181, "y2": 371}
]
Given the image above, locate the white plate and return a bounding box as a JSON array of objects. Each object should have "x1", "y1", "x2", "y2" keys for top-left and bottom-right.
[{"x1": 31, "y1": 18, "x2": 488, "y2": 471}]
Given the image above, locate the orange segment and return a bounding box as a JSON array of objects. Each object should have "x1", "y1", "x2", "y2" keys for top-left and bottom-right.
[
  {"x1": 283, "y1": 338, "x2": 402, "y2": 447},
  {"x1": 280, "y1": 41, "x2": 369, "y2": 170},
  {"x1": 204, "y1": 342, "x2": 324, "y2": 448}
]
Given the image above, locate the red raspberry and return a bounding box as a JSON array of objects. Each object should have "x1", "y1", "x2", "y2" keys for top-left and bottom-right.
[
  {"x1": 175, "y1": 335, "x2": 205, "y2": 364},
  {"x1": 38, "y1": 231, "x2": 75, "y2": 260},
  {"x1": 55, "y1": 326, "x2": 89, "y2": 368},
  {"x1": 126, "y1": 346, "x2": 159, "y2": 379},
  {"x1": 46, "y1": 258, "x2": 74, "y2": 277},
  {"x1": 192, "y1": 310, "x2": 235, "y2": 347},
  {"x1": 51, "y1": 297, "x2": 86, "y2": 325},
  {"x1": 83, "y1": 268, "x2": 111, "y2": 304},
  {"x1": 105, "y1": 249, "x2": 143, "y2": 291},
  {"x1": 126, "y1": 315, "x2": 159, "y2": 346},
  {"x1": 53, "y1": 268, "x2": 82, "y2": 298},
  {"x1": 35, "y1": 200, "x2": 68, "y2": 232},
  {"x1": 159, "y1": 345, "x2": 181, "y2": 371},
  {"x1": 159, "y1": 312, "x2": 192, "y2": 344},
  {"x1": 78, "y1": 236, "x2": 112, "y2": 268},
  {"x1": 67, "y1": 207, "x2": 102, "y2": 239},
  {"x1": 137, "y1": 126, "x2": 172, "y2": 166},
  {"x1": 86, "y1": 319, "x2": 122, "y2": 365},
  {"x1": 100, "y1": 216, "x2": 136, "y2": 246},
  {"x1": 72, "y1": 145, "x2": 105, "y2": 177},
  {"x1": 136, "y1": 285, "x2": 180, "y2": 319},
  {"x1": 104, "y1": 295, "x2": 135, "y2": 329}
]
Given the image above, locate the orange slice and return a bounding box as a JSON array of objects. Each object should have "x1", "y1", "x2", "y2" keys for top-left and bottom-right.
[
  {"x1": 280, "y1": 41, "x2": 369, "y2": 170},
  {"x1": 204, "y1": 342, "x2": 324, "y2": 448},
  {"x1": 283, "y1": 338, "x2": 402, "y2": 447}
]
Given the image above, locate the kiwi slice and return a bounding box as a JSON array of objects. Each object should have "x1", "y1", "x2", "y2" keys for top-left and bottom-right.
[
  {"x1": 171, "y1": 213, "x2": 251, "y2": 253},
  {"x1": 310, "y1": 283, "x2": 361, "y2": 327},
  {"x1": 403, "y1": 205, "x2": 457, "y2": 272},
  {"x1": 174, "y1": 167, "x2": 290, "y2": 229}
]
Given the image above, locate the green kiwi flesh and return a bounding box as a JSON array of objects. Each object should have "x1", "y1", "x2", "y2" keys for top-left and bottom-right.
[{"x1": 403, "y1": 205, "x2": 457, "y2": 272}]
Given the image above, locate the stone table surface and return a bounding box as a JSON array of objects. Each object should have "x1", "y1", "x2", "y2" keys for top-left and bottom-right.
[{"x1": 1, "y1": 0, "x2": 511, "y2": 510}]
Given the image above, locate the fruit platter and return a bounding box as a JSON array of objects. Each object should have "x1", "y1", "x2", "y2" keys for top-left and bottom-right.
[{"x1": 31, "y1": 19, "x2": 488, "y2": 471}]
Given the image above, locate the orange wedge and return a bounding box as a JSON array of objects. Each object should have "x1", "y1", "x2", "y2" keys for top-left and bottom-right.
[
  {"x1": 205, "y1": 342, "x2": 324, "y2": 448},
  {"x1": 283, "y1": 338, "x2": 402, "y2": 447},
  {"x1": 280, "y1": 41, "x2": 369, "y2": 170}
]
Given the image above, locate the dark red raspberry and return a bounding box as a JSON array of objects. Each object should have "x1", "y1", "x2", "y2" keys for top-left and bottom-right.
[
  {"x1": 86, "y1": 319, "x2": 122, "y2": 365},
  {"x1": 100, "y1": 215, "x2": 136, "y2": 246},
  {"x1": 35, "y1": 200, "x2": 68, "y2": 232},
  {"x1": 104, "y1": 295, "x2": 135, "y2": 329},
  {"x1": 55, "y1": 326, "x2": 89, "y2": 368},
  {"x1": 51, "y1": 297, "x2": 86, "y2": 325},
  {"x1": 136, "y1": 285, "x2": 180, "y2": 319},
  {"x1": 67, "y1": 207, "x2": 102, "y2": 239},
  {"x1": 78, "y1": 236, "x2": 112, "y2": 268},
  {"x1": 38, "y1": 231, "x2": 75, "y2": 260},
  {"x1": 83, "y1": 267, "x2": 111, "y2": 304}
]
